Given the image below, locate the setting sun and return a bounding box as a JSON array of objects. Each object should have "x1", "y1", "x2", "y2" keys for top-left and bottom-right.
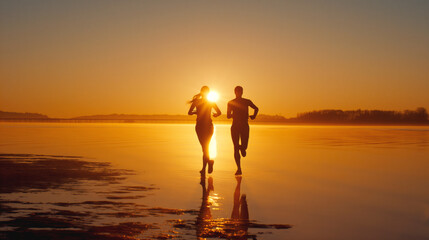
[{"x1": 207, "y1": 91, "x2": 219, "y2": 102}]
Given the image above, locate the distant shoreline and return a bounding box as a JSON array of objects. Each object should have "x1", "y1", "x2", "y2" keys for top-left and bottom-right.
[
  {"x1": 1, "y1": 109, "x2": 428, "y2": 126},
  {"x1": 1, "y1": 119, "x2": 429, "y2": 126}
]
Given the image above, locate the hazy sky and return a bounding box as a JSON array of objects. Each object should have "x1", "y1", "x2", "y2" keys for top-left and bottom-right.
[{"x1": 1, "y1": 0, "x2": 428, "y2": 117}]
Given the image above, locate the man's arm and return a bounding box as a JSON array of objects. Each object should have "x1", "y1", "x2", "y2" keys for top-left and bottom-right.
[
  {"x1": 227, "y1": 102, "x2": 233, "y2": 119},
  {"x1": 249, "y1": 101, "x2": 259, "y2": 120}
]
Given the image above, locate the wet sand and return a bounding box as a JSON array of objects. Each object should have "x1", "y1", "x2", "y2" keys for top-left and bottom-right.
[
  {"x1": 1, "y1": 123, "x2": 429, "y2": 239},
  {"x1": 0, "y1": 153, "x2": 290, "y2": 239}
]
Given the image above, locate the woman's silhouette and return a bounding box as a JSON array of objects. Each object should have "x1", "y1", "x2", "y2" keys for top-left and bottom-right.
[{"x1": 188, "y1": 86, "x2": 221, "y2": 174}]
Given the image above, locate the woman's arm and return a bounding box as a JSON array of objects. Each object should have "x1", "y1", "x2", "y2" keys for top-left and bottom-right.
[
  {"x1": 212, "y1": 104, "x2": 221, "y2": 117},
  {"x1": 188, "y1": 102, "x2": 196, "y2": 115}
]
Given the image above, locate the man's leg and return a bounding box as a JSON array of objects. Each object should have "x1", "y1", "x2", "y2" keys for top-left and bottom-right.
[
  {"x1": 240, "y1": 124, "x2": 250, "y2": 157},
  {"x1": 231, "y1": 125, "x2": 241, "y2": 174}
]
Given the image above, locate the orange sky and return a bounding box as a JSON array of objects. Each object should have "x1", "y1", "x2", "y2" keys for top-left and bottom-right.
[{"x1": 1, "y1": 0, "x2": 428, "y2": 118}]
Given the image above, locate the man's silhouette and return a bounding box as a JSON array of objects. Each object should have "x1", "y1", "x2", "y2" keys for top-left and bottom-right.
[{"x1": 227, "y1": 86, "x2": 259, "y2": 175}]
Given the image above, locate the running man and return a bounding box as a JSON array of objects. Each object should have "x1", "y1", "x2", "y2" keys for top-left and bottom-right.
[{"x1": 227, "y1": 86, "x2": 259, "y2": 175}]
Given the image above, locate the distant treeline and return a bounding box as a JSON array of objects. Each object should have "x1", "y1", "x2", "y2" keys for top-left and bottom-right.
[
  {"x1": 292, "y1": 108, "x2": 429, "y2": 124},
  {"x1": 0, "y1": 111, "x2": 48, "y2": 119},
  {"x1": 1, "y1": 108, "x2": 428, "y2": 125}
]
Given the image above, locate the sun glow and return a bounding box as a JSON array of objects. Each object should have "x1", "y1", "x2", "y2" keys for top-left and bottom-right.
[{"x1": 207, "y1": 91, "x2": 219, "y2": 102}]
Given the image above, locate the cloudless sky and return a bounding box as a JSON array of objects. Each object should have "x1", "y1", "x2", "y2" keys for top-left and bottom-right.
[{"x1": 1, "y1": 0, "x2": 428, "y2": 117}]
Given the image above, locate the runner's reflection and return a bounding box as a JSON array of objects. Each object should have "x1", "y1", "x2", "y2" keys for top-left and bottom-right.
[{"x1": 196, "y1": 175, "x2": 251, "y2": 239}]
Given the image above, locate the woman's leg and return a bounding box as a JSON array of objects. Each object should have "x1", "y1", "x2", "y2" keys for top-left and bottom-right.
[
  {"x1": 196, "y1": 124, "x2": 213, "y2": 173},
  {"x1": 203, "y1": 125, "x2": 214, "y2": 173},
  {"x1": 196, "y1": 125, "x2": 206, "y2": 172}
]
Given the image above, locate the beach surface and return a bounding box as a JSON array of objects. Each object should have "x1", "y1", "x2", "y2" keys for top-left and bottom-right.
[{"x1": 1, "y1": 123, "x2": 428, "y2": 239}]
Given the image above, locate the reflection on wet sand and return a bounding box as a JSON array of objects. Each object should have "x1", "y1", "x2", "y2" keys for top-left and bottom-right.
[
  {"x1": 0, "y1": 153, "x2": 130, "y2": 193},
  {"x1": 195, "y1": 175, "x2": 291, "y2": 239},
  {"x1": 0, "y1": 153, "x2": 199, "y2": 239},
  {"x1": 231, "y1": 176, "x2": 249, "y2": 238},
  {"x1": 0, "y1": 153, "x2": 291, "y2": 239}
]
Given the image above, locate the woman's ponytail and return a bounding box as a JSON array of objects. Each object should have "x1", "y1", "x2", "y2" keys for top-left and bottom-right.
[
  {"x1": 187, "y1": 86, "x2": 209, "y2": 104},
  {"x1": 188, "y1": 93, "x2": 201, "y2": 104}
]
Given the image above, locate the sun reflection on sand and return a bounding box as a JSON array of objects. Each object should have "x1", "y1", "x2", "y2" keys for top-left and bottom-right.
[{"x1": 209, "y1": 126, "x2": 217, "y2": 159}]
